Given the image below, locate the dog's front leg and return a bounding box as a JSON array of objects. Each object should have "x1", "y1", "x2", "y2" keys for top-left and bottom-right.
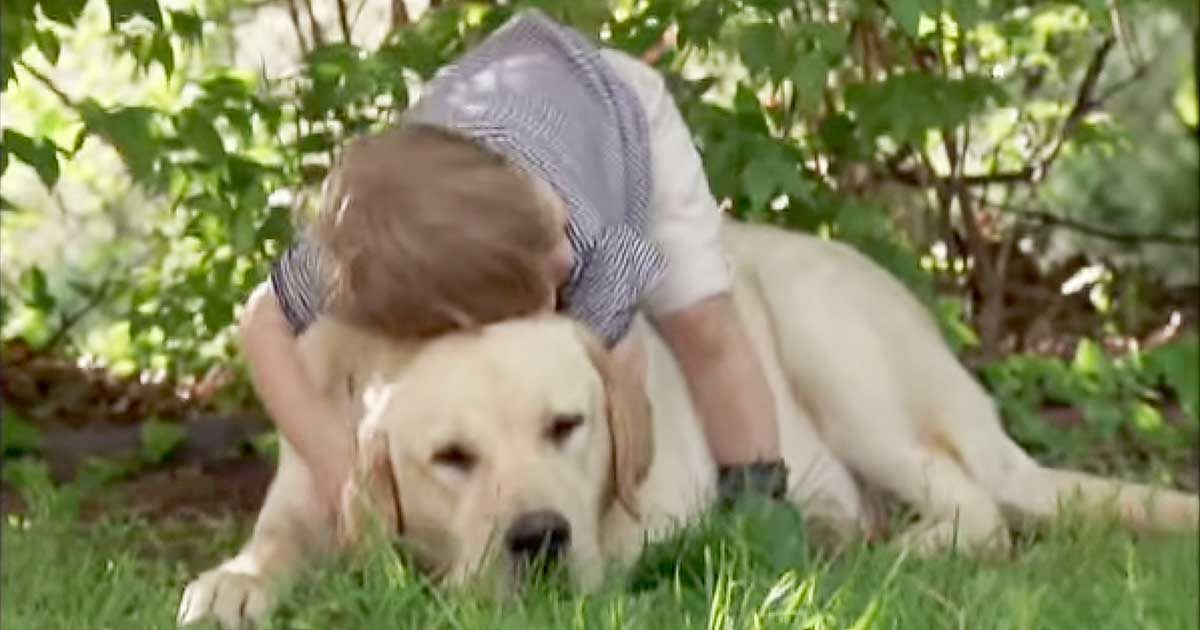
[{"x1": 178, "y1": 440, "x2": 337, "y2": 629}]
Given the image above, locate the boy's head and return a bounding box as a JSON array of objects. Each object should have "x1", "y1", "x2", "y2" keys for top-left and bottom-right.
[{"x1": 314, "y1": 124, "x2": 565, "y2": 339}]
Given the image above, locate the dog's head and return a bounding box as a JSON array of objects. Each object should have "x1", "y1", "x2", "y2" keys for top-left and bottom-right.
[{"x1": 308, "y1": 315, "x2": 653, "y2": 593}]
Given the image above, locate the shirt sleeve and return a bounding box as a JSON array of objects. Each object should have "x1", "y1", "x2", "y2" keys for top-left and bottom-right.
[
  {"x1": 269, "y1": 240, "x2": 324, "y2": 336},
  {"x1": 562, "y1": 224, "x2": 664, "y2": 347},
  {"x1": 599, "y1": 48, "x2": 733, "y2": 318}
]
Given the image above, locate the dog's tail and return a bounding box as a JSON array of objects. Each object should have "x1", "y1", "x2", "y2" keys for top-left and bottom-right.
[{"x1": 932, "y1": 369, "x2": 1199, "y2": 535}]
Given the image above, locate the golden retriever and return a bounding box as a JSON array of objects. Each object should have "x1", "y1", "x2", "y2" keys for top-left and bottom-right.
[{"x1": 178, "y1": 220, "x2": 1199, "y2": 629}]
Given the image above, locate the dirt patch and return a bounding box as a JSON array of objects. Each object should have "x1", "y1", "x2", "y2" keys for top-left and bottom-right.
[{"x1": 82, "y1": 455, "x2": 276, "y2": 522}]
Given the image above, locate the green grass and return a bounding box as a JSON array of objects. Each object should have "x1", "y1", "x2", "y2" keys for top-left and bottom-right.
[{"x1": 3, "y1": 476, "x2": 1197, "y2": 630}]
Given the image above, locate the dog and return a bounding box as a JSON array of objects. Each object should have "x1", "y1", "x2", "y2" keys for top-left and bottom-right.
[{"x1": 178, "y1": 219, "x2": 1199, "y2": 628}]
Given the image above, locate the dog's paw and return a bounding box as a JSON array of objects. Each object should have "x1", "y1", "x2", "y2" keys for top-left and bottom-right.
[
  {"x1": 898, "y1": 519, "x2": 1011, "y2": 558},
  {"x1": 177, "y1": 567, "x2": 274, "y2": 629}
]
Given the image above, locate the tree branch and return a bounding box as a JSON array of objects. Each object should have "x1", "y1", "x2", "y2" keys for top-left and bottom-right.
[
  {"x1": 882, "y1": 36, "x2": 1135, "y2": 193},
  {"x1": 285, "y1": 0, "x2": 310, "y2": 56},
  {"x1": 301, "y1": 0, "x2": 324, "y2": 47},
  {"x1": 1006, "y1": 207, "x2": 1199, "y2": 247},
  {"x1": 16, "y1": 58, "x2": 77, "y2": 109},
  {"x1": 1038, "y1": 36, "x2": 1116, "y2": 174},
  {"x1": 43, "y1": 278, "x2": 114, "y2": 351},
  {"x1": 336, "y1": 0, "x2": 352, "y2": 43},
  {"x1": 390, "y1": 0, "x2": 410, "y2": 31}
]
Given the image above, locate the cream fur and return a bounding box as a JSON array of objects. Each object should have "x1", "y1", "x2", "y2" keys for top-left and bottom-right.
[{"x1": 178, "y1": 220, "x2": 1199, "y2": 629}]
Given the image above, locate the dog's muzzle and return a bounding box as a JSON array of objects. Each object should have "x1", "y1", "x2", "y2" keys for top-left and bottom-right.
[{"x1": 505, "y1": 510, "x2": 571, "y2": 579}]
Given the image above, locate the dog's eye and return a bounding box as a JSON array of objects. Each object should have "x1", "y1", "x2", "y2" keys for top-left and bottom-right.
[
  {"x1": 431, "y1": 444, "x2": 476, "y2": 472},
  {"x1": 546, "y1": 413, "x2": 584, "y2": 446}
]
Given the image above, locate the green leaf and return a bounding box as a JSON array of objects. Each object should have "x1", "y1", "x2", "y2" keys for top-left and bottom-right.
[
  {"x1": 816, "y1": 113, "x2": 864, "y2": 160},
  {"x1": 1072, "y1": 338, "x2": 1106, "y2": 375},
  {"x1": 108, "y1": 0, "x2": 164, "y2": 28},
  {"x1": 1082, "y1": 400, "x2": 1123, "y2": 437},
  {"x1": 889, "y1": 0, "x2": 922, "y2": 38},
  {"x1": 936, "y1": 298, "x2": 981, "y2": 351},
  {"x1": 250, "y1": 432, "x2": 279, "y2": 462},
  {"x1": 789, "y1": 54, "x2": 826, "y2": 114},
  {"x1": 740, "y1": 154, "x2": 796, "y2": 212},
  {"x1": 733, "y1": 85, "x2": 768, "y2": 133},
  {"x1": 3, "y1": 129, "x2": 60, "y2": 188},
  {"x1": 22, "y1": 266, "x2": 55, "y2": 312},
  {"x1": 139, "y1": 418, "x2": 186, "y2": 465},
  {"x1": 177, "y1": 108, "x2": 224, "y2": 162},
  {"x1": 168, "y1": 9, "x2": 204, "y2": 43},
  {"x1": 78, "y1": 454, "x2": 143, "y2": 486},
  {"x1": 33, "y1": 28, "x2": 61, "y2": 65},
  {"x1": 1131, "y1": 402, "x2": 1164, "y2": 432},
  {"x1": 738, "y1": 23, "x2": 778, "y2": 77},
  {"x1": 845, "y1": 73, "x2": 1008, "y2": 144},
  {"x1": 296, "y1": 132, "x2": 333, "y2": 154},
  {"x1": 231, "y1": 208, "x2": 257, "y2": 254},
  {"x1": 150, "y1": 31, "x2": 174, "y2": 75},
  {"x1": 1146, "y1": 335, "x2": 1200, "y2": 422},
  {"x1": 202, "y1": 297, "x2": 233, "y2": 332},
  {"x1": 2, "y1": 409, "x2": 43, "y2": 455},
  {"x1": 257, "y1": 206, "x2": 295, "y2": 244},
  {"x1": 39, "y1": 0, "x2": 88, "y2": 25},
  {"x1": 800, "y1": 23, "x2": 848, "y2": 63},
  {"x1": 79, "y1": 101, "x2": 159, "y2": 182}
]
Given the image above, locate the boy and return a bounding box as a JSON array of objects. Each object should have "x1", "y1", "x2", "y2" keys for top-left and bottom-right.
[{"x1": 238, "y1": 10, "x2": 787, "y2": 519}]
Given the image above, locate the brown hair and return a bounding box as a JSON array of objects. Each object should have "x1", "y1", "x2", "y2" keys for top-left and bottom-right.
[{"x1": 313, "y1": 124, "x2": 562, "y2": 339}]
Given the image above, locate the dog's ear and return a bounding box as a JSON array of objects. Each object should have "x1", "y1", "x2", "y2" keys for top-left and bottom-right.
[
  {"x1": 577, "y1": 327, "x2": 654, "y2": 519},
  {"x1": 338, "y1": 422, "x2": 404, "y2": 547}
]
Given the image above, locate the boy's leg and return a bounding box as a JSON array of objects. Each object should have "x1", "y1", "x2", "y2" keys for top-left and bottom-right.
[{"x1": 599, "y1": 49, "x2": 786, "y2": 501}]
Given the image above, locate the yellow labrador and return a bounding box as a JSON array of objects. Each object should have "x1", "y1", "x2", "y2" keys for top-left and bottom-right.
[{"x1": 178, "y1": 220, "x2": 1199, "y2": 629}]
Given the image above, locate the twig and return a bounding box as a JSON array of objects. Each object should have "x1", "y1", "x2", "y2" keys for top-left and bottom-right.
[
  {"x1": 1038, "y1": 36, "x2": 1116, "y2": 174},
  {"x1": 1007, "y1": 208, "x2": 1199, "y2": 247},
  {"x1": 336, "y1": 0, "x2": 352, "y2": 43},
  {"x1": 1107, "y1": 0, "x2": 1144, "y2": 69},
  {"x1": 301, "y1": 0, "x2": 324, "y2": 47},
  {"x1": 390, "y1": 0, "x2": 410, "y2": 31},
  {"x1": 16, "y1": 58, "x2": 77, "y2": 108},
  {"x1": 351, "y1": 0, "x2": 370, "y2": 31},
  {"x1": 43, "y1": 278, "x2": 114, "y2": 351},
  {"x1": 285, "y1": 0, "x2": 310, "y2": 55},
  {"x1": 883, "y1": 36, "x2": 1135, "y2": 192}
]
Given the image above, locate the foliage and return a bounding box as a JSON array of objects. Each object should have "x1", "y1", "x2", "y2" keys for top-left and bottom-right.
[
  {"x1": 979, "y1": 333, "x2": 1199, "y2": 483},
  {"x1": 3, "y1": 471, "x2": 1198, "y2": 629},
  {"x1": 4, "y1": 0, "x2": 1196, "y2": 372}
]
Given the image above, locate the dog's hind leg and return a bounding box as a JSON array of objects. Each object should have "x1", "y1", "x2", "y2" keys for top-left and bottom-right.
[
  {"x1": 919, "y1": 364, "x2": 1200, "y2": 535},
  {"x1": 730, "y1": 278, "x2": 873, "y2": 542},
  {"x1": 831, "y1": 416, "x2": 1009, "y2": 555},
  {"x1": 178, "y1": 439, "x2": 335, "y2": 629}
]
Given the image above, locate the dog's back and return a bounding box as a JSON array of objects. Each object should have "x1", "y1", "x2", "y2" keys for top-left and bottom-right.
[{"x1": 722, "y1": 220, "x2": 1198, "y2": 541}]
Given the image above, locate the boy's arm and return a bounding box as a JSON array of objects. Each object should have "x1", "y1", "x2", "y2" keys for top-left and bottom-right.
[
  {"x1": 239, "y1": 281, "x2": 353, "y2": 517},
  {"x1": 608, "y1": 326, "x2": 647, "y2": 389},
  {"x1": 653, "y1": 293, "x2": 780, "y2": 466}
]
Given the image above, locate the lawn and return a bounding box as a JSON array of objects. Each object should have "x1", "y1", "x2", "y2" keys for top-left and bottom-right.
[{"x1": 3, "y1": 466, "x2": 1197, "y2": 630}]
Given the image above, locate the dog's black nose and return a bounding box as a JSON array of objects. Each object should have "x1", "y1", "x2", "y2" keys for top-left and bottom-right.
[{"x1": 505, "y1": 510, "x2": 571, "y2": 564}]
